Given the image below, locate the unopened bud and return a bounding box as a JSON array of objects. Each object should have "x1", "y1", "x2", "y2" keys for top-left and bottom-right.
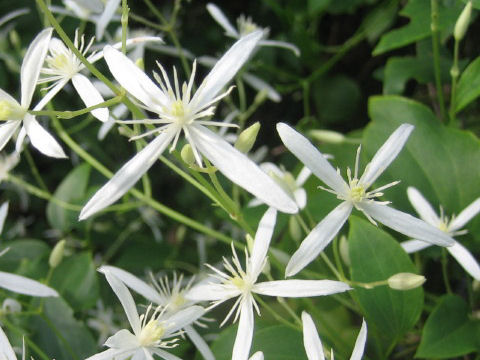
[
  {"x1": 339, "y1": 235, "x2": 350, "y2": 266},
  {"x1": 135, "y1": 58, "x2": 145, "y2": 71},
  {"x1": 388, "y1": 273, "x2": 426, "y2": 290},
  {"x1": 254, "y1": 89, "x2": 269, "y2": 105},
  {"x1": 235, "y1": 122, "x2": 260, "y2": 153},
  {"x1": 181, "y1": 144, "x2": 195, "y2": 166},
  {"x1": 9, "y1": 30, "x2": 21, "y2": 49},
  {"x1": 49, "y1": 240, "x2": 66, "y2": 268},
  {"x1": 309, "y1": 129, "x2": 345, "y2": 144},
  {"x1": 454, "y1": 1, "x2": 472, "y2": 41},
  {"x1": 288, "y1": 216, "x2": 302, "y2": 242}
]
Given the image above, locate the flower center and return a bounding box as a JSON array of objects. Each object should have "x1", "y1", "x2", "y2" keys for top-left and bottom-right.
[
  {"x1": 230, "y1": 275, "x2": 253, "y2": 294},
  {"x1": 0, "y1": 100, "x2": 25, "y2": 121},
  {"x1": 349, "y1": 179, "x2": 366, "y2": 203},
  {"x1": 237, "y1": 15, "x2": 259, "y2": 36},
  {"x1": 171, "y1": 100, "x2": 188, "y2": 124},
  {"x1": 138, "y1": 319, "x2": 165, "y2": 347},
  {"x1": 438, "y1": 221, "x2": 449, "y2": 233}
]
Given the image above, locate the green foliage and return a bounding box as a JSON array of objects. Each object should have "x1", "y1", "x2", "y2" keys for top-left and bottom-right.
[{"x1": 455, "y1": 56, "x2": 480, "y2": 112}]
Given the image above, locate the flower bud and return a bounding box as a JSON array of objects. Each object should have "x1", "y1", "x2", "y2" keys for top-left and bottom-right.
[
  {"x1": 235, "y1": 122, "x2": 260, "y2": 154},
  {"x1": 180, "y1": 144, "x2": 195, "y2": 166},
  {"x1": 339, "y1": 235, "x2": 350, "y2": 266},
  {"x1": 288, "y1": 216, "x2": 302, "y2": 242},
  {"x1": 49, "y1": 240, "x2": 66, "y2": 268},
  {"x1": 388, "y1": 272, "x2": 426, "y2": 290},
  {"x1": 454, "y1": 1, "x2": 472, "y2": 41},
  {"x1": 309, "y1": 129, "x2": 345, "y2": 144},
  {"x1": 9, "y1": 30, "x2": 21, "y2": 50}
]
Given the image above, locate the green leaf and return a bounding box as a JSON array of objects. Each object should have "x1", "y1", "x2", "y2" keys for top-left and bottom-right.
[
  {"x1": 455, "y1": 56, "x2": 480, "y2": 112},
  {"x1": 416, "y1": 295, "x2": 480, "y2": 358},
  {"x1": 46, "y1": 163, "x2": 91, "y2": 232},
  {"x1": 365, "y1": 95, "x2": 480, "y2": 240},
  {"x1": 373, "y1": 0, "x2": 462, "y2": 55},
  {"x1": 50, "y1": 252, "x2": 99, "y2": 311},
  {"x1": 0, "y1": 239, "x2": 50, "y2": 273},
  {"x1": 361, "y1": 0, "x2": 398, "y2": 43},
  {"x1": 348, "y1": 216, "x2": 423, "y2": 357}
]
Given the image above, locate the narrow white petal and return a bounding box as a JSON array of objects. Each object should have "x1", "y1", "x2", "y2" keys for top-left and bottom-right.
[
  {"x1": 99, "y1": 265, "x2": 163, "y2": 304},
  {"x1": 401, "y1": 239, "x2": 432, "y2": 253},
  {"x1": 72, "y1": 74, "x2": 109, "y2": 122},
  {"x1": 89, "y1": 36, "x2": 164, "y2": 64},
  {"x1": 258, "y1": 39, "x2": 300, "y2": 57},
  {"x1": 0, "y1": 121, "x2": 20, "y2": 152},
  {"x1": 302, "y1": 311, "x2": 325, "y2": 360},
  {"x1": 185, "y1": 325, "x2": 215, "y2": 360},
  {"x1": 15, "y1": 126, "x2": 26, "y2": 154},
  {"x1": 449, "y1": 197, "x2": 480, "y2": 231},
  {"x1": 152, "y1": 349, "x2": 182, "y2": 360},
  {"x1": 164, "y1": 306, "x2": 205, "y2": 335},
  {"x1": 277, "y1": 123, "x2": 348, "y2": 195},
  {"x1": 191, "y1": 31, "x2": 263, "y2": 109},
  {"x1": 293, "y1": 188, "x2": 307, "y2": 209},
  {"x1": 34, "y1": 79, "x2": 70, "y2": 111},
  {"x1": 101, "y1": 270, "x2": 141, "y2": 335},
  {"x1": 190, "y1": 125, "x2": 298, "y2": 214},
  {"x1": 359, "y1": 124, "x2": 414, "y2": 188},
  {"x1": 103, "y1": 46, "x2": 168, "y2": 110},
  {"x1": 253, "y1": 280, "x2": 351, "y2": 297},
  {"x1": 296, "y1": 166, "x2": 312, "y2": 187},
  {"x1": 406, "y1": 187, "x2": 440, "y2": 226},
  {"x1": 186, "y1": 283, "x2": 240, "y2": 302},
  {"x1": 250, "y1": 208, "x2": 277, "y2": 278},
  {"x1": 104, "y1": 329, "x2": 139, "y2": 349},
  {"x1": 0, "y1": 326, "x2": 17, "y2": 360},
  {"x1": 23, "y1": 114, "x2": 67, "y2": 158},
  {"x1": 359, "y1": 202, "x2": 454, "y2": 247},
  {"x1": 0, "y1": 202, "x2": 8, "y2": 234},
  {"x1": 249, "y1": 352, "x2": 264, "y2": 360},
  {"x1": 85, "y1": 348, "x2": 135, "y2": 360},
  {"x1": 232, "y1": 296, "x2": 254, "y2": 360},
  {"x1": 79, "y1": 128, "x2": 176, "y2": 220},
  {"x1": 0, "y1": 271, "x2": 58, "y2": 297},
  {"x1": 20, "y1": 28, "x2": 53, "y2": 108},
  {"x1": 242, "y1": 72, "x2": 281, "y2": 102},
  {"x1": 206, "y1": 3, "x2": 239, "y2": 37},
  {"x1": 96, "y1": 0, "x2": 121, "y2": 40},
  {"x1": 350, "y1": 319, "x2": 367, "y2": 360},
  {"x1": 286, "y1": 202, "x2": 353, "y2": 277},
  {"x1": 447, "y1": 241, "x2": 480, "y2": 280}
]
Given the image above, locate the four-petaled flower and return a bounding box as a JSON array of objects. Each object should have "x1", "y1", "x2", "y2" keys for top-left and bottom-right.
[
  {"x1": 186, "y1": 208, "x2": 351, "y2": 360},
  {"x1": 401, "y1": 187, "x2": 480, "y2": 280},
  {"x1": 277, "y1": 122, "x2": 455, "y2": 276}
]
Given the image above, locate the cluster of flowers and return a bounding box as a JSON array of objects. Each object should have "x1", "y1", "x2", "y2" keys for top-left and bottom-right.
[{"x1": 0, "y1": 2, "x2": 479, "y2": 360}]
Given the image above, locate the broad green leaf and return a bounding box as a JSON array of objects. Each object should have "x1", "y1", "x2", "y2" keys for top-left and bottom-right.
[
  {"x1": 47, "y1": 163, "x2": 91, "y2": 232},
  {"x1": 348, "y1": 216, "x2": 423, "y2": 358},
  {"x1": 364, "y1": 96, "x2": 480, "y2": 240},
  {"x1": 50, "y1": 252, "x2": 99, "y2": 311},
  {"x1": 416, "y1": 295, "x2": 480, "y2": 358},
  {"x1": 0, "y1": 239, "x2": 50, "y2": 272},
  {"x1": 361, "y1": 0, "x2": 398, "y2": 43},
  {"x1": 455, "y1": 56, "x2": 480, "y2": 112},
  {"x1": 373, "y1": 0, "x2": 462, "y2": 55}
]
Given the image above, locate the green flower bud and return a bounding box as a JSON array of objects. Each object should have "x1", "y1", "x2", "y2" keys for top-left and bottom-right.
[
  {"x1": 339, "y1": 235, "x2": 350, "y2": 266},
  {"x1": 49, "y1": 240, "x2": 66, "y2": 268},
  {"x1": 454, "y1": 1, "x2": 472, "y2": 41},
  {"x1": 309, "y1": 129, "x2": 345, "y2": 144},
  {"x1": 388, "y1": 272, "x2": 426, "y2": 290},
  {"x1": 235, "y1": 122, "x2": 260, "y2": 154},
  {"x1": 289, "y1": 216, "x2": 302, "y2": 243},
  {"x1": 181, "y1": 144, "x2": 195, "y2": 166}
]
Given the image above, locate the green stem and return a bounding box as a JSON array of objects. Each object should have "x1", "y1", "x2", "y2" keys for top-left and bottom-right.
[
  {"x1": 23, "y1": 147, "x2": 48, "y2": 191},
  {"x1": 449, "y1": 39, "x2": 460, "y2": 125},
  {"x1": 121, "y1": 0, "x2": 129, "y2": 54},
  {"x1": 441, "y1": 248, "x2": 452, "y2": 293},
  {"x1": 254, "y1": 295, "x2": 301, "y2": 331},
  {"x1": 431, "y1": 0, "x2": 447, "y2": 121}
]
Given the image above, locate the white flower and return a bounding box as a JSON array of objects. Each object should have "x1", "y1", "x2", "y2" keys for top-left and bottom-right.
[
  {"x1": 302, "y1": 312, "x2": 367, "y2": 360},
  {"x1": 0, "y1": 325, "x2": 24, "y2": 360},
  {"x1": 186, "y1": 208, "x2": 351, "y2": 360},
  {"x1": 277, "y1": 123, "x2": 455, "y2": 277},
  {"x1": 0, "y1": 28, "x2": 66, "y2": 158},
  {"x1": 401, "y1": 187, "x2": 480, "y2": 280},
  {"x1": 206, "y1": 3, "x2": 300, "y2": 57},
  {"x1": 99, "y1": 266, "x2": 215, "y2": 360},
  {"x1": 249, "y1": 163, "x2": 311, "y2": 209},
  {"x1": 87, "y1": 270, "x2": 205, "y2": 360},
  {"x1": 79, "y1": 31, "x2": 298, "y2": 220}
]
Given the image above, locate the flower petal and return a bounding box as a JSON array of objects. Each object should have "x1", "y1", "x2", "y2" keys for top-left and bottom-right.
[
  {"x1": 190, "y1": 125, "x2": 298, "y2": 214},
  {"x1": 79, "y1": 127, "x2": 176, "y2": 220},
  {"x1": 242, "y1": 72, "x2": 281, "y2": 102},
  {"x1": 164, "y1": 306, "x2": 205, "y2": 335},
  {"x1": 406, "y1": 187, "x2": 440, "y2": 226},
  {"x1": 152, "y1": 349, "x2": 182, "y2": 360},
  {"x1": 0, "y1": 271, "x2": 58, "y2": 297},
  {"x1": 350, "y1": 319, "x2": 367, "y2": 360},
  {"x1": 447, "y1": 241, "x2": 480, "y2": 281},
  {"x1": 250, "y1": 208, "x2": 277, "y2": 279},
  {"x1": 103, "y1": 46, "x2": 168, "y2": 110},
  {"x1": 0, "y1": 202, "x2": 8, "y2": 234},
  {"x1": 104, "y1": 329, "x2": 138, "y2": 349},
  {"x1": 0, "y1": 121, "x2": 20, "y2": 152},
  {"x1": 99, "y1": 265, "x2": 164, "y2": 304},
  {"x1": 21, "y1": 28, "x2": 53, "y2": 108},
  {"x1": 286, "y1": 202, "x2": 353, "y2": 277},
  {"x1": 96, "y1": 0, "x2": 121, "y2": 40},
  {"x1": 0, "y1": 87, "x2": 19, "y2": 105},
  {"x1": 184, "y1": 325, "x2": 215, "y2": 360},
  {"x1": 277, "y1": 123, "x2": 348, "y2": 195},
  {"x1": 34, "y1": 78, "x2": 70, "y2": 112},
  {"x1": 232, "y1": 296, "x2": 254, "y2": 360},
  {"x1": 206, "y1": 3, "x2": 239, "y2": 37},
  {"x1": 293, "y1": 188, "x2": 307, "y2": 209},
  {"x1": 296, "y1": 166, "x2": 312, "y2": 187},
  {"x1": 302, "y1": 311, "x2": 325, "y2": 360},
  {"x1": 254, "y1": 279, "x2": 351, "y2": 298},
  {"x1": 85, "y1": 348, "x2": 135, "y2": 360},
  {"x1": 23, "y1": 114, "x2": 67, "y2": 158},
  {"x1": 359, "y1": 124, "x2": 414, "y2": 188},
  {"x1": 258, "y1": 39, "x2": 300, "y2": 57},
  {"x1": 72, "y1": 74, "x2": 109, "y2": 122},
  {"x1": 191, "y1": 30, "x2": 263, "y2": 109},
  {"x1": 449, "y1": 197, "x2": 480, "y2": 231},
  {"x1": 358, "y1": 202, "x2": 454, "y2": 247},
  {"x1": 401, "y1": 239, "x2": 432, "y2": 253},
  {"x1": 0, "y1": 325, "x2": 17, "y2": 360},
  {"x1": 249, "y1": 352, "x2": 264, "y2": 360},
  {"x1": 186, "y1": 283, "x2": 240, "y2": 302}
]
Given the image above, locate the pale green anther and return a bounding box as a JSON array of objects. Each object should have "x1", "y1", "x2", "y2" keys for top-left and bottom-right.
[
  {"x1": 138, "y1": 320, "x2": 165, "y2": 346},
  {"x1": 180, "y1": 144, "x2": 195, "y2": 166},
  {"x1": 49, "y1": 239, "x2": 66, "y2": 268},
  {"x1": 388, "y1": 272, "x2": 426, "y2": 290},
  {"x1": 438, "y1": 221, "x2": 449, "y2": 233},
  {"x1": 454, "y1": 1, "x2": 472, "y2": 41},
  {"x1": 0, "y1": 100, "x2": 24, "y2": 121},
  {"x1": 309, "y1": 129, "x2": 345, "y2": 144},
  {"x1": 235, "y1": 121, "x2": 260, "y2": 154},
  {"x1": 47, "y1": 53, "x2": 71, "y2": 73},
  {"x1": 237, "y1": 15, "x2": 259, "y2": 36},
  {"x1": 349, "y1": 180, "x2": 366, "y2": 203},
  {"x1": 172, "y1": 100, "x2": 185, "y2": 118}
]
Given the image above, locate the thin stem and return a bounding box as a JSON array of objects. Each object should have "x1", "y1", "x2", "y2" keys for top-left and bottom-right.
[
  {"x1": 23, "y1": 147, "x2": 49, "y2": 191},
  {"x1": 254, "y1": 294, "x2": 301, "y2": 331},
  {"x1": 441, "y1": 248, "x2": 452, "y2": 293},
  {"x1": 449, "y1": 39, "x2": 460, "y2": 125},
  {"x1": 431, "y1": 0, "x2": 447, "y2": 121},
  {"x1": 121, "y1": 0, "x2": 129, "y2": 54}
]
